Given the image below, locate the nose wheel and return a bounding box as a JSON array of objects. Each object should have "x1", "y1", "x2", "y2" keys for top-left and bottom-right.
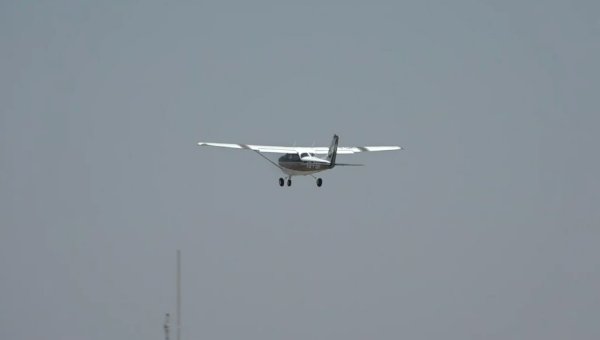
[
  {"x1": 279, "y1": 178, "x2": 285, "y2": 187},
  {"x1": 316, "y1": 178, "x2": 323, "y2": 187}
]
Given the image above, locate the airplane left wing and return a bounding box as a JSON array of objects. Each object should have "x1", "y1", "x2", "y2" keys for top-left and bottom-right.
[{"x1": 197, "y1": 142, "x2": 297, "y2": 154}]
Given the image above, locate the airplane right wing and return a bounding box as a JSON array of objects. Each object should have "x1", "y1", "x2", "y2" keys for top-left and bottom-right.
[{"x1": 311, "y1": 146, "x2": 402, "y2": 154}]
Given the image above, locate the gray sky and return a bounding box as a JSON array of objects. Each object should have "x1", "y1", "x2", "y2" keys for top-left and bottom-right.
[{"x1": 1, "y1": 1, "x2": 599, "y2": 339}]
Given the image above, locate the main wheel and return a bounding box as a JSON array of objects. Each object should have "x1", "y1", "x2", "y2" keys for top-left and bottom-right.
[
  {"x1": 287, "y1": 178, "x2": 292, "y2": 187},
  {"x1": 316, "y1": 178, "x2": 323, "y2": 187},
  {"x1": 279, "y1": 178, "x2": 284, "y2": 187}
]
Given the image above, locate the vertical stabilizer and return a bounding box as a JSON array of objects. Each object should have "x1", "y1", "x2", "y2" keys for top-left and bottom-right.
[{"x1": 327, "y1": 134, "x2": 339, "y2": 168}]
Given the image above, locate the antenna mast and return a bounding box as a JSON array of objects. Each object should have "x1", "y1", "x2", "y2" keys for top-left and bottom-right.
[
  {"x1": 177, "y1": 250, "x2": 181, "y2": 340},
  {"x1": 164, "y1": 313, "x2": 170, "y2": 340}
]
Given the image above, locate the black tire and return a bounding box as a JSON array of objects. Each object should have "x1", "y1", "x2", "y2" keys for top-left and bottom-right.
[
  {"x1": 316, "y1": 178, "x2": 323, "y2": 187},
  {"x1": 279, "y1": 178, "x2": 284, "y2": 187},
  {"x1": 287, "y1": 178, "x2": 292, "y2": 187}
]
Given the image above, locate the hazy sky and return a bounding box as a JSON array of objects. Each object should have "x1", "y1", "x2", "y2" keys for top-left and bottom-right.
[{"x1": 1, "y1": 1, "x2": 599, "y2": 339}]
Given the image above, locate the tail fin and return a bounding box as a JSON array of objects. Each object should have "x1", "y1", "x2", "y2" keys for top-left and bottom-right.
[{"x1": 327, "y1": 134, "x2": 339, "y2": 168}]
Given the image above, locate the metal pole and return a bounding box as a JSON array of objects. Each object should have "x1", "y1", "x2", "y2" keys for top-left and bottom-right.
[
  {"x1": 177, "y1": 250, "x2": 181, "y2": 340},
  {"x1": 164, "y1": 313, "x2": 170, "y2": 340}
]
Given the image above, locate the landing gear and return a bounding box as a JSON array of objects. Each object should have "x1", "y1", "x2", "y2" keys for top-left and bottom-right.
[
  {"x1": 316, "y1": 178, "x2": 323, "y2": 187},
  {"x1": 279, "y1": 177, "x2": 292, "y2": 187}
]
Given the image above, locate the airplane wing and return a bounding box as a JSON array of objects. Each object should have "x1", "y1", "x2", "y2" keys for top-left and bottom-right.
[
  {"x1": 310, "y1": 146, "x2": 402, "y2": 154},
  {"x1": 197, "y1": 142, "x2": 402, "y2": 154},
  {"x1": 197, "y1": 142, "x2": 298, "y2": 154}
]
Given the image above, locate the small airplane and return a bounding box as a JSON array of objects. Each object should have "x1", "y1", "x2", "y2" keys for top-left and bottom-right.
[{"x1": 197, "y1": 135, "x2": 402, "y2": 187}]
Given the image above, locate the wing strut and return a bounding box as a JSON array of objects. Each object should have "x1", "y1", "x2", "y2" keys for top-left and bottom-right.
[{"x1": 254, "y1": 151, "x2": 285, "y2": 171}]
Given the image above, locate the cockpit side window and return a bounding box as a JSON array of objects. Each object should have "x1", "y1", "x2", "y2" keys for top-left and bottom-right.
[
  {"x1": 282, "y1": 153, "x2": 300, "y2": 161},
  {"x1": 301, "y1": 152, "x2": 308, "y2": 158}
]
